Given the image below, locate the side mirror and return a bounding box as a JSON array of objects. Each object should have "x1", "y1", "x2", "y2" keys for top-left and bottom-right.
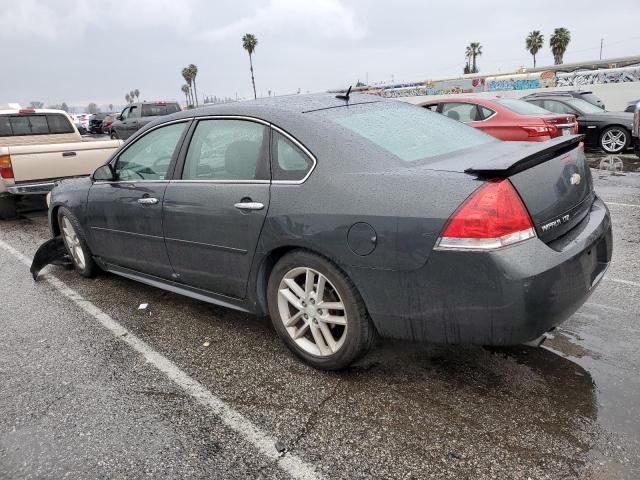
[{"x1": 93, "y1": 164, "x2": 115, "y2": 181}]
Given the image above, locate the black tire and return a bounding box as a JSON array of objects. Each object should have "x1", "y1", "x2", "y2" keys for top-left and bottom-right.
[
  {"x1": 57, "y1": 207, "x2": 97, "y2": 278},
  {"x1": 110, "y1": 129, "x2": 118, "y2": 140},
  {"x1": 599, "y1": 126, "x2": 629, "y2": 154},
  {"x1": 267, "y1": 250, "x2": 376, "y2": 370},
  {"x1": 0, "y1": 195, "x2": 18, "y2": 220}
]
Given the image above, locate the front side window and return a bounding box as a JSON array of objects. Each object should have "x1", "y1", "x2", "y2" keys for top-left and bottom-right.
[
  {"x1": 115, "y1": 122, "x2": 187, "y2": 181},
  {"x1": 272, "y1": 131, "x2": 313, "y2": 181},
  {"x1": 441, "y1": 103, "x2": 482, "y2": 122},
  {"x1": 120, "y1": 107, "x2": 130, "y2": 120},
  {"x1": 128, "y1": 105, "x2": 140, "y2": 118},
  {"x1": 182, "y1": 119, "x2": 268, "y2": 181}
]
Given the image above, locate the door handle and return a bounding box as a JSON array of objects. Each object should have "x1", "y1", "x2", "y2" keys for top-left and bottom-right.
[
  {"x1": 138, "y1": 197, "x2": 159, "y2": 205},
  {"x1": 234, "y1": 202, "x2": 264, "y2": 211},
  {"x1": 62, "y1": 151, "x2": 77, "y2": 157}
]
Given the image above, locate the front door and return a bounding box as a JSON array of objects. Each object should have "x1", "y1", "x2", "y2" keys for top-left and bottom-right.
[
  {"x1": 86, "y1": 121, "x2": 189, "y2": 278},
  {"x1": 163, "y1": 118, "x2": 270, "y2": 299}
]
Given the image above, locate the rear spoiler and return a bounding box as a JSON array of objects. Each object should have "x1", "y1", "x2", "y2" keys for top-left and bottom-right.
[{"x1": 465, "y1": 135, "x2": 583, "y2": 177}]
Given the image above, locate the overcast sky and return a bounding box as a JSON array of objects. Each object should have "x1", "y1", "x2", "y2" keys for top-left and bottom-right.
[{"x1": 1, "y1": 0, "x2": 639, "y2": 109}]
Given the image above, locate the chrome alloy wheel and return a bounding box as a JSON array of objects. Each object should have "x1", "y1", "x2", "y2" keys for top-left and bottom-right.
[
  {"x1": 61, "y1": 216, "x2": 86, "y2": 269},
  {"x1": 601, "y1": 128, "x2": 627, "y2": 153},
  {"x1": 277, "y1": 267, "x2": 348, "y2": 357}
]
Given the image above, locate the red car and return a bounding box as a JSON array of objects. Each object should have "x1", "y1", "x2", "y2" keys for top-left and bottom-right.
[{"x1": 420, "y1": 97, "x2": 578, "y2": 142}]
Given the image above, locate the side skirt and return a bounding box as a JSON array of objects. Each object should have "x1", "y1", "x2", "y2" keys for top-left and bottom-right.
[{"x1": 98, "y1": 260, "x2": 254, "y2": 314}]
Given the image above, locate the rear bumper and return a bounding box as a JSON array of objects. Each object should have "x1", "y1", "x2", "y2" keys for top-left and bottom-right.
[
  {"x1": 360, "y1": 197, "x2": 612, "y2": 345},
  {"x1": 7, "y1": 182, "x2": 56, "y2": 195}
]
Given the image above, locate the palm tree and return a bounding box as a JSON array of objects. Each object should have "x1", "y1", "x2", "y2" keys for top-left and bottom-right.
[
  {"x1": 125, "y1": 93, "x2": 130, "y2": 104},
  {"x1": 550, "y1": 28, "x2": 571, "y2": 65},
  {"x1": 526, "y1": 31, "x2": 544, "y2": 68},
  {"x1": 181, "y1": 84, "x2": 190, "y2": 106},
  {"x1": 242, "y1": 33, "x2": 258, "y2": 99},
  {"x1": 465, "y1": 42, "x2": 482, "y2": 73},
  {"x1": 182, "y1": 67, "x2": 193, "y2": 105},
  {"x1": 188, "y1": 64, "x2": 199, "y2": 106},
  {"x1": 134, "y1": 89, "x2": 140, "y2": 102},
  {"x1": 108, "y1": 104, "x2": 114, "y2": 111}
]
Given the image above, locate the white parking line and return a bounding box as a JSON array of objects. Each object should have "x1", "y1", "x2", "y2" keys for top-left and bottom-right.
[
  {"x1": 604, "y1": 276, "x2": 640, "y2": 288},
  {"x1": 606, "y1": 201, "x2": 640, "y2": 208},
  {"x1": 0, "y1": 239, "x2": 323, "y2": 480}
]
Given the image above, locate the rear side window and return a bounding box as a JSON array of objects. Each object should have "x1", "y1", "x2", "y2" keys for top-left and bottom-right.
[
  {"x1": 0, "y1": 114, "x2": 74, "y2": 137},
  {"x1": 141, "y1": 104, "x2": 181, "y2": 117},
  {"x1": 441, "y1": 103, "x2": 481, "y2": 122},
  {"x1": 326, "y1": 102, "x2": 495, "y2": 163},
  {"x1": 272, "y1": 131, "x2": 313, "y2": 181},
  {"x1": 182, "y1": 119, "x2": 268, "y2": 181}
]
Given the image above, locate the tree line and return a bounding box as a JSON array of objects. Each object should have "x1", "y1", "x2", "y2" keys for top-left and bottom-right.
[{"x1": 464, "y1": 28, "x2": 572, "y2": 74}]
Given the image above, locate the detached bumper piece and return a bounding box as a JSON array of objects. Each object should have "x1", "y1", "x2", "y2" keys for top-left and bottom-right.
[{"x1": 30, "y1": 236, "x2": 72, "y2": 280}]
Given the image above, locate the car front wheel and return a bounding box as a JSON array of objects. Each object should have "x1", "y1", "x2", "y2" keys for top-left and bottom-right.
[
  {"x1": 600, "y1": 126, "x2": 629, "y2": 154},
  {"x1": 58, "y1": 207, "x2": 97, "y2": 278},
  {"x1": 267, "y1": 250, "x2": 376, "y2": 370},
  {"x1": 110, "y1": 130, "x2": 118, "y2": 140}
]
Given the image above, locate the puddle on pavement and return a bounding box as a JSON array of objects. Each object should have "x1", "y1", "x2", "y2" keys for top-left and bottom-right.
[{"x1": 586, "y1": 153, "x2": 640, "y2": 174}]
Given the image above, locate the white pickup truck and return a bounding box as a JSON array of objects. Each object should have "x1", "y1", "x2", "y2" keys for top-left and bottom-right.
[{"x1": 0, "y1": 107, "x2": 121, "y2": 219}]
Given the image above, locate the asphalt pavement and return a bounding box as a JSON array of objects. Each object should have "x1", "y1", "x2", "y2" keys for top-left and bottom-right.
[{"x1": 0, "y1": 152, "x2": 639, "y2": 479}]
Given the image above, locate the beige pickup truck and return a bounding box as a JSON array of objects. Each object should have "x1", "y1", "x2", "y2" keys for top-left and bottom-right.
[{"x1": 0, "y1": 108, "x2": 122, "y2": 218}]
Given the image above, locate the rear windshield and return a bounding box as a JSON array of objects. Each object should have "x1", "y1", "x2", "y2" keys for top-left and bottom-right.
[
  {"x1": 325, "y1": 102, "x2": 495, "y2": 162},
  {"x1": 577, "y1": 93, "x2": 602, "y2": 106},
  {"x1": 566, "y1": 98, "x2": 606, "y2": 114},
  {"x1": 0, "y1": 114, "x2": 75, "y2": 137},
  {"x1": 141, "y1": 104, "x2": 181, "y2": 117},
  {"x1": 494, "y1": 98, "x2": 552, "y2": 115}
]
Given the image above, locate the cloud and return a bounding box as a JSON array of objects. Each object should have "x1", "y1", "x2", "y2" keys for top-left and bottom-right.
[
  {"x1": 198, "y1": 0, "x2": 365, "y2": 42},
  {"x1": 0, "y1": 0, "x2": 195, "y2": 39}
]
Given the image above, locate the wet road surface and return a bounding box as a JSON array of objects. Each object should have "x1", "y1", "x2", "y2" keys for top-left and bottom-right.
[{"x1": 1, "y1": 153, "x2": 639, "y2": 479}]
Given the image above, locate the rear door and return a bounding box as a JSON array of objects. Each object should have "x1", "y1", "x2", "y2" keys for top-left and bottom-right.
[
  {"x1": 162, "y1": 117, "x2": 270, "y2": 299},
  {"x1": 86, "y1": 120, "x2": 189, "y2": 278}
]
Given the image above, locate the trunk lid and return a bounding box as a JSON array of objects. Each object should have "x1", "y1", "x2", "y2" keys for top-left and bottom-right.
[{"x1": 423, "y1": 136, "x2": 594, "y2": 243}]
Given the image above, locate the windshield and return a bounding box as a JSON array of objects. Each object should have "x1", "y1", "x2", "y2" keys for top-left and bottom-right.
[
  {"x1": 566, "y1": 98, "x2": 607, "y2": 114},
  {"x1": 494, "y1": 98, "x2": 553, "y2": 115},
  {"x1": 578, "y1": 93, "x2": 603, "y2": 107},
  {"x1": 324, "y1": 102, "x2": 495, "y2": 162}
]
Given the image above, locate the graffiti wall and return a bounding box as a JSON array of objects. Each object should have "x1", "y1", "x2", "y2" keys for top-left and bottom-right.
[
  {"x1": 363, "y1": 64, "x2": 640, "y2": 99},
  {"x1": 486, "y1": 71, "x2": 556, "y2": 91},
  {"x1": 556, "y1": 65, "x2": 640, "y2": 87}
]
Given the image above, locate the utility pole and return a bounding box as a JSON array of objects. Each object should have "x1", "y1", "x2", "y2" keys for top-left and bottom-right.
[{"x1": 600, "y1": 38, "x2": 603, "y2": 60}]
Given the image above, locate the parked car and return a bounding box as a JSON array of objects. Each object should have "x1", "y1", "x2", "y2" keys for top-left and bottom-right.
[
  {"x1": 88, "y1": 113, "x2": 110, "y2": 134},
  {"x1": 110, "y1": 101, "x2": 181, "y2": 140},
  {"x1": 0, "y1": 108, "x2": 121, "y2": 219},
  {"x1": 633, "y1": 102, "x2": 639, "y2": 157},
  {"x1": 625, "y1": 99, "x2": 640, "y2": 113},
  {"x1": 420, "y1": 97, "x2": 578, "y2": 142},
  {"x1": 71, "y1": 113, "x2": 90, "y2": 135},
  {"x1": 523, "y1": 95, "x2": 634, "y2": 154},
  {"x1": 521, "y1": 90, "x2": 606, "y2": 110},
  {"x1": 101, "y1": 114, "x2": 116, "y2": 135},
  {"x1": 42, "y1": 94, "x2": 611, "y2": 370}
]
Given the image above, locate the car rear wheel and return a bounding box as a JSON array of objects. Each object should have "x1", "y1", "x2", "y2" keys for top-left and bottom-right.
[
  {"x1": 600, "y1": 126, "x2": 629, "y2": 154},
  {"x1": 58, "y1": 207, "x2": 97, "y2": 278},
  {"x1": 267, "y1": 250, "x2": 376, "y2": 370}
]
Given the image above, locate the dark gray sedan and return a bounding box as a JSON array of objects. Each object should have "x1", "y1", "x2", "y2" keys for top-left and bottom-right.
[{"x1": 44, "y1": 94, "x2": 612, "y2": 370}]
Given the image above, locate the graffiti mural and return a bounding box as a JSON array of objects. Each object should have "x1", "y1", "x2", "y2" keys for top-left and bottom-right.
[
  {"x1": 556, "y1": 65, "x2": 640, "y2": 86},
  {"x1": 486, "y1": 71, "x2": 555, "y2": 91}
]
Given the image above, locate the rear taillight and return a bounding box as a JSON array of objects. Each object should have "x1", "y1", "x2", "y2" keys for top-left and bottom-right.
[
  {"x1": 523, "y1": 124, "x2": 558, "y2": 137},
  {"x1": 436, "y1": 179, "x2": 536, "y2": 251},
  {"x1": 0, "y1": 154, "x2": 14, "y2": 179}
]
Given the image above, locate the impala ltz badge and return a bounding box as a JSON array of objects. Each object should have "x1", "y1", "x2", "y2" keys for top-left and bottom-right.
[
  {"x1": 541, "y1": 214, "x2": 571, "y2": 232},
  {"x1": 570, "y1": 173, "x2": 581, "y2": 185}
]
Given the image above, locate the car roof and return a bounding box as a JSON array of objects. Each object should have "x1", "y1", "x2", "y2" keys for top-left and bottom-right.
[{"x1": 0, "y1": 108, "x2": 71, "y2": 115}]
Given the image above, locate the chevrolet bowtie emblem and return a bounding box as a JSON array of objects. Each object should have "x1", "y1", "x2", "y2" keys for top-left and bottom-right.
[{"x1": 570, "y1": 173, "x2": 581, "y2": 185}]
